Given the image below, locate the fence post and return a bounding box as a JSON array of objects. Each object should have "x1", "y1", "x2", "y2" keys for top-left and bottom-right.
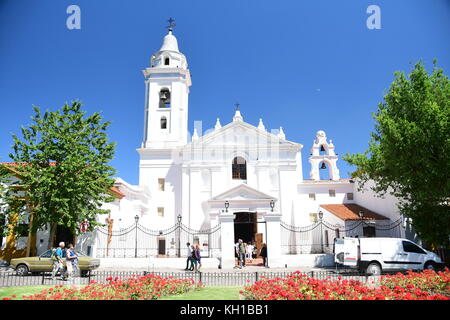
[
  {"x1": 255, "y1": 272, "x2": 259, "y2": 283},
  {"x1": 41, "y1": 272, "x2": 45, "y2": 285}
]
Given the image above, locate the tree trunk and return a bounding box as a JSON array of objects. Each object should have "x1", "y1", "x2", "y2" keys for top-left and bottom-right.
[
  {"x1": 47, "y1": 223, "x2": 57, "y2": 250},
  {"x1": 25, "y1": 210, "x2": 37, "y2": 257}
]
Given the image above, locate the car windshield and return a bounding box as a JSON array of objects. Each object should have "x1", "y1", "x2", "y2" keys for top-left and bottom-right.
[
  {"x1": 39, "y1": 249, "x2": 88, "y2": 258},
  {"x1": 74, "y1": 251, "x2": 87, "y2": 257},
  {"x1": 40, "y1": 250, "x2": 53, "y2": 258}
]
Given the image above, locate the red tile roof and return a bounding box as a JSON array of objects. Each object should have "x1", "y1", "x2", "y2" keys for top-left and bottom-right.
[
  {"x1": 110, "y1": 186, "x2": 125, "y2": 199},
  {"x1": 320, "y1": 204, "x2": 389, "y2": 221}
]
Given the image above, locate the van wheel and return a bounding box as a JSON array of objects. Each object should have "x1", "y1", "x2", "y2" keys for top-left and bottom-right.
[
  {"x1": 15, "y1": 264, "x2": 29, "y2": 276},
  {"x1": 366, "y1": 263, "x2": 381, "y2": 275},
  {"x1": 424, "y1": 262, "x2": 436, "y2": 271}
]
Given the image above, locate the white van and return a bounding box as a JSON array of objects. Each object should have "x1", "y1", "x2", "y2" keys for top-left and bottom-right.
[{"x1": 334, "y1": 237, "x2": 444, "y2": 275}]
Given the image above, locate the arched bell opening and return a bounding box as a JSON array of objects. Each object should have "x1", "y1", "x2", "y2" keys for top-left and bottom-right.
[{"x1": 159, "y1": 88, "x2": 171, "y2": 108}]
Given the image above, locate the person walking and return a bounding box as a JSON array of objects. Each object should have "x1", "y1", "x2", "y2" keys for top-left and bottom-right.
[
  {"x1": 51, "y1": 242, "x2": 65, "y2": 280},
  {"x1": 260, "y1": 243, "x2": 268, "y2": 268},
  {"x1": 184, "y1": 242, "x2": 194, "y2": 271},
  {"x1": 189, "y1": 245, "x2": 196, "y2": 271},
  {"x1": 234, "y1": 241, "x2": 240, "y2": 268},
  {"x1": 65, "y1": 244, "x2": 78, "y2": 280},
  {"x1": 238, "y1": 239, "x2": 246, "y2": 269},
  {"x1": 194, "y1": 244, "x2": 202, "y2": 272}
]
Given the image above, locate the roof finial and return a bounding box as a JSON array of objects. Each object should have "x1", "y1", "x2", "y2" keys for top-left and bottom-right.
[
  {"x1": 215, "y1": 118, "x2": 222, "y2": 130},
  {"x1": 166, "y1": 17, "x2": 176, "y2": 33},
  {"x1": 233, "y1": 103, "x2": 243, "y2": 122}
]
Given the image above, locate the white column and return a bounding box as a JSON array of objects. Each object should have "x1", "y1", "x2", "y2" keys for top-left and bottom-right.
[
  {"x1": 265, "y1": 212, "x2": 283, "y2": 268},
  {"x1": 218, "y1": 213, "x2": 235, "y2": 269},
  {"x1": 181, "y1": 167, "x2": 190, "y2": 226}
]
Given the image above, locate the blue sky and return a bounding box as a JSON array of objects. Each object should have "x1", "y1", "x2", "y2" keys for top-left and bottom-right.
[{"x1": 1, "y1": 0, "x2": 449, "y2": 184}]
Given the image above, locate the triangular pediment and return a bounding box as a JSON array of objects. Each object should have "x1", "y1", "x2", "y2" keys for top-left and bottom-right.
[
  {"x1": 183, "y1": 120, "x2": 302, "y2": 150},
  {"x1": 210, "y1": 183, "x2": 277, "y2": 201}
]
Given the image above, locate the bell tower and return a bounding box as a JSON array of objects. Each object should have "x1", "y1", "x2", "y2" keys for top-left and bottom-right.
[
  {"x1": 142, "y1": 18, "x2": 191, "y2": 149},
  {"x1": 309, "y1": 130, "x2": 340, "y2": 181}
]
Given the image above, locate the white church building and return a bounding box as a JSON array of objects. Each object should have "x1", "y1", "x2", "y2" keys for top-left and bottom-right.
[{"x1": 71, "y1": 25, "x2": 409, "y2": 269}]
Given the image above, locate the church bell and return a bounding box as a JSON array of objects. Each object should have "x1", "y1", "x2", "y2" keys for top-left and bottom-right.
[{"x1": 320, "y1": 163, "x2": 327, "y2": 170}]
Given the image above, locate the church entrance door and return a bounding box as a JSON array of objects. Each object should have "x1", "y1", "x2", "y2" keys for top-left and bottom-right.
[
  {"x1": 233, "y1": 212, "x2": 266, "y2": 265},
  {"x1": 233, "y1": 212, "x2": 257, "y2": 244}
]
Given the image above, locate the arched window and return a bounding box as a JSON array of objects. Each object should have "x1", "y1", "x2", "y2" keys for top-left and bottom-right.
[
  {"x1": 159, "y1": 89, "x2": 171, "y2": 108},
  {"x1": 164, "y1": 57, "x2": 170, "y2": 65},
  {"x1": 160, "y1": 116, "x2": 167, "y2": 129},
  {"x1": 232, "y1": 157, "x2": 247, "y2": 180}
]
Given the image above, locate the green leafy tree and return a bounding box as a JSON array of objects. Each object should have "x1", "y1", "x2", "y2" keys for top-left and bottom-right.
[
  {"x1": 343, "y1": 61, "x2": 450, "y2": 250},
  {"x1": 0, "y1": 101, "x2": 116, "y2": 252}
]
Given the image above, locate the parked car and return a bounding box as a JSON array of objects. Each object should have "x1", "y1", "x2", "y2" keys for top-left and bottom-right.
[
  {"x1": 0, "y1": 259, "x2": 11, "y2": 271},
  {"x1": 9, "y1": 249, "x2": 100, "y2": 276},
  {"x1": 334, "y1": 237, "x2": 444, "y2": 275}
]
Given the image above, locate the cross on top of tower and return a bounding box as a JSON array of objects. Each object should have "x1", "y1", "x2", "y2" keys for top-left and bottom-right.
[
  {"x1": 166, "y1": 17, "x2": 176, "y2": 32},
  {"x1": 234, "y1": 102, "x2": 240, "y2": 110}
]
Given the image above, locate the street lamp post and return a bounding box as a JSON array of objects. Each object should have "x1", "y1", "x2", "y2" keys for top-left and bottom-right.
[
  {"x1": 177, "y1": 214, "x2": 182, "y2": 258},
  {"x1": 134, "y1": 215, "x2": 139, "y2": 258},
  {"x1": 358, "y1": 210, "x2": 364, "y2": 237},
  {"x1": 318, "y1": 211, "x2": 324, "y2": 253}
]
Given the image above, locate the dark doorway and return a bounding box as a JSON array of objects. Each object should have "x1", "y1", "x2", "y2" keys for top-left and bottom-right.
[
  {"x1": 234, "y1": 212, "x2": 257, "y2": 243},
  {"x1": 158, "y1": 238, "x2": 166, "y2": 255},
  {"x1": 53, "y1": 225, "x2": 75, "y2": 247},
  {"x1": 363, "y1": 226, "x2": 376, "y2": 237}
]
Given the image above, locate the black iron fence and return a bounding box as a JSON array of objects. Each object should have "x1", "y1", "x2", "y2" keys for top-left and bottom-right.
[
  {"x1": 94, "y1": 222, "x2": 221, "y2": 259},
  {"x1": 0, "y1": 269, "x2": 386, "y2": 288},
  {"x1": 280, "y1": 218, "x2": 404, "y2": 255}
]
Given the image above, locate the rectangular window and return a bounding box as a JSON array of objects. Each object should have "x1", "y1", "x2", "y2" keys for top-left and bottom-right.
[
  {"x1": 309, "y1": 193, "x2": 316, "y2": 200},
  {"x1": 329, "y1": 189, "x2": 336, "y2": 197},
  {"x1": 347, "y1": 193, "x2": 354, "y2": 200},
  {"x1": 158, "y1": 178, "x2": 165, "y2": 191},
  {"x1": 309, "y1": 213, "x2": 318, "y2": 223},
  {"x1": 157, "y1": 207, "x2": 164, "y2": 217}
]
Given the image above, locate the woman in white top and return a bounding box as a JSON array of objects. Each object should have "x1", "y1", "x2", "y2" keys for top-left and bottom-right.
[{"x1": 246, "y1": 242, "x2": 254, "y2": 263}]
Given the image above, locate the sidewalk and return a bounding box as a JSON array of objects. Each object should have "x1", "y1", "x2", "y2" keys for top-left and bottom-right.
[{"x1": 97, "y1": 265, "x2": 335, "y2": 273}]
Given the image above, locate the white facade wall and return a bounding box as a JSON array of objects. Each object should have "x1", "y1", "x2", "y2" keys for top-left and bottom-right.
[
  {"x1": 295, "y1": 182, "x2": 354, "y2": 226},
  {"x1": 352, "y1": 180, "x2": 401, "y2": 221}
]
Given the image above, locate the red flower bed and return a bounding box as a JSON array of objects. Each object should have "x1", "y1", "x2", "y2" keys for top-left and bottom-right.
[
  {"x1": 241, "y1": 269, "x2": 450, "y2": 300},
  {"x1": 3, "y1": 274, "x2": 195, "y2": 300}
]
